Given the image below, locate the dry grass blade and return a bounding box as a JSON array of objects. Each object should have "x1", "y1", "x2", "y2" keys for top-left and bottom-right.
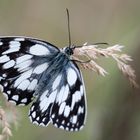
[
  {"x1": 0, "y1": 107, "x2": 12, "y2": 140},
  {"x1": 0, "y1": 98, "x2": 19, "y2": 140},
  {"x1": 73, "y1": 44, "x2": 138, "y2": 88},
  {"x1": 81, "y1": 60, "x2": 108, "y2": 76}
]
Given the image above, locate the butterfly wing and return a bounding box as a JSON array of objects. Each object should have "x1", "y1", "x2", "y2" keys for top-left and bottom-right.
[
  {"x1": 29, "y1": 60, "x2": 87, "y2": 131},
  {"x1": 51, "y1": 61, "x2": 87, "y2": 131},
  {"x1": 0, "y1": 37, "x2": 59, "y2": 105}
]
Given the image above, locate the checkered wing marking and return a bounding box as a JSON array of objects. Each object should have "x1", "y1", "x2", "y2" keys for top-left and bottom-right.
[
  {"x1": 29, "y1": 61, "x2": 87, "y2": 131},
  {"x1": 0, "y1": 37, "x2": 59, "y2": 105},
  {"x1": 51, "y1": 62, "x2": 87, "y2": 131}
]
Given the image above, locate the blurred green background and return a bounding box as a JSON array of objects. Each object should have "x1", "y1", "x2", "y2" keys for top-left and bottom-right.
[{"x1": 0, "y1": 0, "x2": 140, "y2": 140}]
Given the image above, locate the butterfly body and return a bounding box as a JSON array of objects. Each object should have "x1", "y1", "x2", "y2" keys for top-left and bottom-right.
[{"x1": 0, "y1": 37, "x2": 86, "y2": 131}]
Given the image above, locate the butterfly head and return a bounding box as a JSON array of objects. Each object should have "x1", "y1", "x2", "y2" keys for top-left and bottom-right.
[{"x1": 63, "y1": 46, "x2": 74, "y2": 56}]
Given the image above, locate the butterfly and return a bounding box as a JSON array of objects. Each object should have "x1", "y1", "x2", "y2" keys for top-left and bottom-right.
[{"x1": 0, "y1": 36, "x2": 87, "y2": 132}]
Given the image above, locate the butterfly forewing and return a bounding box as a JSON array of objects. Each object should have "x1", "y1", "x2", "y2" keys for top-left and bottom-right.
[{"x1": 0, "y1": 37, "x2": 59, "y2": 105}]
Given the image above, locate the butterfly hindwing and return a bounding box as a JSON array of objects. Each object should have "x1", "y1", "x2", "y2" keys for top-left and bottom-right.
[
  {"x1": 29, "y1": 60, "x2": 87, "y2": 131},
  {"x1": 29, "y1": 88, "x2": 57, "y2": 127},
  {"x1": 51, "y1": 61, "x2": 86, "y2": 131},
  {"x1": 0, "y1": 37, "x2": 59, "y2": 105}
]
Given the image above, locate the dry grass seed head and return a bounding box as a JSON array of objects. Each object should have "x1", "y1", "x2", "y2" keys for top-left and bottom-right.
[{"x1": 73, "y1": 44, "x2": 138, "y2": 88}]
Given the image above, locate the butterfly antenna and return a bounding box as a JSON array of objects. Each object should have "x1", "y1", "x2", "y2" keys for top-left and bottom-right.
[{"x1": 66, "y1": 8, "x2": 72, "y2": 47}]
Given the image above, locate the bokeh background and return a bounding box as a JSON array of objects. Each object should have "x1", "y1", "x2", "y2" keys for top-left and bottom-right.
[{"x1": 0, "y1": 0, "x2": 140, "y2": 140}]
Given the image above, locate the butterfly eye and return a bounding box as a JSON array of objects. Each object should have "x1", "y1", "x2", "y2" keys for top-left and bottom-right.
[{"x1": 64, "y1": 47, "x2": 73, "y2": 55}]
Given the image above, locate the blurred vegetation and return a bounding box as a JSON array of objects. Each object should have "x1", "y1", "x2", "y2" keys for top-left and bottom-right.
[{"x1": 0, "y1": 0, "x2": 140, "y2": 140}]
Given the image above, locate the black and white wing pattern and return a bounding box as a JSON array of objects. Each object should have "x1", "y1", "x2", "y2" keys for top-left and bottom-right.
[
  {"x1": 0, "y1": 37, "x2": 59, "y2": 105},
  {"x1": 29, "y1": 60, "x2": 87, "y2": 131},
  {"x1": 0, "y1": 36, "x2": 87, "y2": 131}
]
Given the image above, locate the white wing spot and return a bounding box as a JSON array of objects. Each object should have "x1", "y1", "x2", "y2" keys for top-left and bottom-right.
[
  {"x1": 59, "y1": 125, "x2": 64, "y2": 129},
  {"x1": 16, "y1": 55, "x2": 33, "y2": 64},
  {"x1": 21, "y1": 98, "x2": 27, "y2": 103},
  {"x1": 31, "y1": 105, "x2": 35, "y2": 111},
  {"x1": 29, "y1": 44, "x2": 50, "y2": 56},
  {"x1": 66, "y1": 127, "x2": 69, "y2": 131},
  {"x1": 9, "y1": 40, "x2": 20, "y2": 45},
  {"x1": 76, "y1": 122, "x2": 79, "y2": 126},
  {"x1": 67, "y1": 68, "x2": 77, "y2": 86},
  {"x1": 3, "y1": 47, "x2": 20, "y2": 54},
  {"x1": 80, "y1": 85, "x2": 84, "y2": 96},
  {"x1": 17, "y1": 79, "x2": 30, "y2": 90},
  {"x1": 70, "y1": 128, "x2": 74, "y2": 131},
  {"x1": 28, "y1": 79, "x2": 38, "y2": 91},
  {"x1": 2, "y1": 74, "x2": 7, "y2": 78},
  {"x1": 39, "y1": 90, "x2": 48, "y2": 101},
  {"x1": 61, "y1": 85, "x2": 69, "y2": 103},
  {"x1": 7, "y1": 90, "x2": 11, "y2": 94},
  {"x1": 33, "y1": 63, "x2": 48, "y2": 74},
  {"x1": 78, "y1": 106, "x2": 84, "y2": 114},
  {"x1": 36, "y1": 117, "x2": 39, "y2": 121},
  {"x1": 52, "y1": 74, "x2": 62, "y2": 90},
  {"x1": 15, "y1": 59, "x2": 33, "y2": 71},
  {"x1": 58, "y1": 102, "x2": 66, "y2": 115},
  {"x1": 14, "y1": 69, "x2": 32, "y2": 87},
  {"x1": 40, "y1": 90, "x2": 57, "y2": 112},
  {"x1": 56, "y1": 85, "x2": 69, "y2": 104},
  {"x1": 0, "y1": 55, "x2": 10, "y2": 63},
  {"x1": 0, "y1": 42, "x2": 3, "y2": 45},
  {"x1": 4, "y1": 82, "x2": 8, "y2": 87},
  {"x1": 39, "y1": 123, "x2": 45, "y2": 127},
  {"x1": 32, "y1": 111, "x2": 36, "y2": 118},
  {"x1": 3, "y1": 60, "x2": 15, "y2": 69},
  {"x1": 75, "y1": 91, "x2": 81, "y2": 102},
  {"x1": 64, "y1": 106, "x2": 70, "y2": 117},
  {"x1": 61, "y1": 120, "x2": 65, "y2": 124},
  {"x1": 9, "y1": 41, "x2": 20, "y2": 47},
  {"x1": 79, "y1": 125, "x2": 84, "y2": 130},
  {"x1": 33, "y1": 121, "x2": 38, "y2": 125},
  {"x1": 72, "y1": 116, "x2": 77, "y2": 124},
  {"x1": 12, "y1": 95, "x2": 19, "y2": 101},
  {"x1": 42, "y1": 118, "x2": 46, "y2": 122},
  {"x1": 51, "y1": 114, "x2": 55, "y2": 118},
  {"x1": 2, "y1": 41, "x2": 20, "y2": 54},
  {"x1": 56, "y1": 86, "x2": 65, "y2": 104},
  {"x1": 54, "y1": 123, "x2": 58, "y2": 127},
  {"x1": 71, "y1": 91, "x2": 83, "y2": 111}
]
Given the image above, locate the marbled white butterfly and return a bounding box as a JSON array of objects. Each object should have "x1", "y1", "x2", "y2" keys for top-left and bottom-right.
[{"x1": 0, "y1": 36, "x2": 87, "y2": 131}]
